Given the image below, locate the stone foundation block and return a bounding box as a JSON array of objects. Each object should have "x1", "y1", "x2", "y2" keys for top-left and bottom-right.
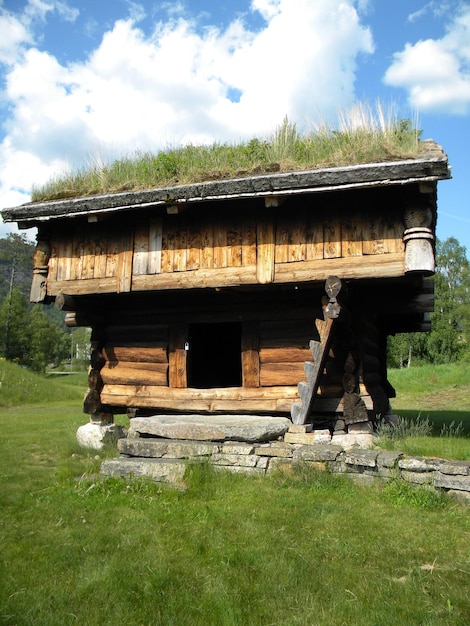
[
  {"x1": 128, "y1": 414, "x2": 290, "y2": 442},
  {"x1": 211, "y1": 453, "x2": 259, "y2": 467},
  {"x1": 267, "y1": 457, "x2": 294, "y2": 475},
  {"x1": 293, "y1": 444, "x2": 343, "y2": 462},
  {"x1": 438, "y1": 461, "x2": 470, "y2": 476},
  {"x1": 254, "y1": 442, "x2": 293, "y2": 458},
  {"x1": 221, "y1": 442, "x2": 255, "y2": 455},
  {"x1": 377, "y1": 450, "x2": 404, "y2": 468},
  {"x1": 434, "y1": 473, "x2": 470, "y2": 491},
  {"x1": 284, "y1": 429, "x2": 331, "y2": 445},
  {"x1": 400, "y1": 470, "x2": 435, "y2": 485},
  {"x1": 344, "y1": 449, "x2": 378, "y2": 468},
  {"x1": 399, "y1": 457, "x2": 444, "y2": 472},
  {"x1": 330, "y1": 433, "x2": 376, "y2": 450},
  {"x1": 101, "y1": 457, "x2": 187, "y2": 484}
]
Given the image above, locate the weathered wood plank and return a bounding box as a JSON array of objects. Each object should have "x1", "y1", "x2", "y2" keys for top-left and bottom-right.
[
  {"x1": 260, "y1": 362, "x2": 306, "y2": 386},
  {"x1": 274, "y1": 253, "x2": 405, "y2": 283},
  {"x1": 227, "y1": 220, "x2": 243, "y2": 267},
  {"x1": 241, "y1": 321, "x2": 260, "y2": 387},
  {"x1": 103, "y1": 345, "x2": 168, "y2": 363},
  {"x1": 341, "y1": 214, "x2": 362, "y2": 257},
  {"x1": 256, "y1": 218, "x2": 275, "y2": 284},
  {"x1": 260, "y1": 347, "x2": 312, "y2": 362},
  {"x1": 117, "y1": 229, "x2": 134, "y2": 293},
  {"x1": 100, "y1": 384, "x2": 300, "y2": 413},
  {"x1": 186, "y1": 219, "x2": 201, "y2": 271},
  {"x1": 275, "y1": 217, "x2": 290, "y2": 263},
  {"x1": 173, "y1": 227, "x2": 188, "y2": 272},
  {"x1": 288, "y1": 218, "x2": 306, "y2": 262},
  {"x1": 82, "y1": 225, "x2": 97, "y2": 279},
  {"x1": 305, "y1": 215, "x2": 324, "y2": 260},
  {"x1": 214, "y1": 221, "x2": 228, "y2": 268},
  {"x1": 200, "y1": 222, "x2": 214, "y2": 269},
  {"x1": 71, "y1": 228, "x2": 86, "y2": 280},
  {"x1": 323, "y1": 216, "x2": 341, "y2": 259},
  {"x1": 94, "y1": 230, "x2": 108, "y2": 278},
  {"x1": 48, "y1": 239, "x2": 59, "y2": 283},
  {"x1": 148, "y1": 217, "x2": 163, "y2": 274},
  {"x1": 161, "y1": 223, "x2": 176, "y2": 274},
  {"x1": 362, "y1": 214, "x2": 385, "y2": 255},
  {"x1": 133, "y1": 220, "x2": 150, "y2": 275},
  {"x1": 168, "y1": 324, "x2": 188, "y2": 388},
  {"x1": 242, "y1": 220, "x2": 257, "y2": 266},
  {"x1": 131, "y1": 265, "x2": 258, "y2": 291},
  {"x1": 56, "y1": 239, "x2": 66, "y2": 282},
  {"x1": 383, "y1": 214, "x2": 405, "y2": 254},
  {"x1": 105, "y1": 234, "x2": 119, "y2": 278},
  {"x1": 101, "y1": 362, "x2": 168, "y2": 386}
]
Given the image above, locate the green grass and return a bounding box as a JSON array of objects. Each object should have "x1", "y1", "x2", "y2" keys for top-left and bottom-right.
[
  {"x1": 31, "y1": 103, "x2": 422, "y2": 201},
  {"x1": 385, "y1": 363, "x2": 470, "y2": 460},
  {"x1": 0, "y1": 360, "x2": 469, "y2": 625},
  {"x1": 0, "y1": 359, "x2": 87, "y2": 406},
  {"x1": 0, "y1": 407, "x2": 469, "y2": 626}
]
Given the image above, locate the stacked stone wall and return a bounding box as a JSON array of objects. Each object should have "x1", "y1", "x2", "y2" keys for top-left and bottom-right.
[{"x1": 100, "y1": 418, "x2": 470, "y2": 504}]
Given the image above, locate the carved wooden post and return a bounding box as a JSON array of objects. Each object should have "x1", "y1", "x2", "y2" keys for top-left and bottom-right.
[
  {"x1": 30, "y1": 240, "x2": 50, "y2": 303},
  {"x1": 403, "y1": 197, "x2": 435, "y2": 274}
]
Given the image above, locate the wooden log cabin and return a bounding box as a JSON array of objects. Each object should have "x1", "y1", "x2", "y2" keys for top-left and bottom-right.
[{"x1": 2, "y1": 140, "x2": 451, "y2": 430}]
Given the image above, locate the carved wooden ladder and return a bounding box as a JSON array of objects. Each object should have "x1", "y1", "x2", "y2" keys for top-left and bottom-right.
[{"x1": 290, "y1": 277, "x2": 341, "y2": 425}]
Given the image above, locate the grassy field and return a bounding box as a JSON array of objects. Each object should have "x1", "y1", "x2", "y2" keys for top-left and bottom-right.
[
  {"x1": 386, "y1": 363, "x2": 470, "y2": 460},
  {"x1": 0, "y1": 360, "x2": 469, "y2": 625}
]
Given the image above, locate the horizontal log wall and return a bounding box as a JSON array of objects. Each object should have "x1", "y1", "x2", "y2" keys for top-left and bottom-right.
[
  {"x1": 45, "y1": 200, "x2": 406, "y2": 296},
  {"x1": 101, "y1": 325, "x2": 169, "y2": 388},
  {"x1": 96, "y1": 312, "x2": 349, "y2": 415}
]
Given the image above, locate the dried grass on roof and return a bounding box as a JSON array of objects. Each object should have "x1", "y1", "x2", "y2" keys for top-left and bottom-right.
[{"x1": 32, "y1": 102, "x2": 422, "y2": 202}]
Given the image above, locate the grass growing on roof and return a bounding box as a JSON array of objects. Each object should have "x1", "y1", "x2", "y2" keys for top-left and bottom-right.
[{"x1": 31, "y1": 102, "x2": 422, "y2": 201}]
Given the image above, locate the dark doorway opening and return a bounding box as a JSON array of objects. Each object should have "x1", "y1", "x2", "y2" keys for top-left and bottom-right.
[{"x1": 187, "y1": 322, "x2": 242, "y2": 388}]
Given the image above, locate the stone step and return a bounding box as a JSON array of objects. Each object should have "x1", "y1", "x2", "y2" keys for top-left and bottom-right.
[
  {"x1": 118, "y1": 438, "x2": 220, "y2": 459},
  {"x1": 101, "y1": 457, "x2": 188, "y2": 484},
  {"x1": 128, "y1": 414, "x2": 291, "y2": 442}
]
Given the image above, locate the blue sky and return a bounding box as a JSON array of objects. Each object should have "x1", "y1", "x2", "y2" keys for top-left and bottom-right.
[{"x1": 0, "y1": 0, "x2": 469, "y2": 255}]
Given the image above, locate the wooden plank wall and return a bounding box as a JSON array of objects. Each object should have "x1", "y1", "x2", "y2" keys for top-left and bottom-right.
[{"x1": 46, "y1": 202, "x2": 405, "y2": 296}]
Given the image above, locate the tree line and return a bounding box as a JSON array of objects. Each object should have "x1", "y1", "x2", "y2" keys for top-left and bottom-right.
[
  {"x1": 0, "y1": 233, "x2": 88, "y2": 373},
  {"x1": 0, "y1": 233, "x2": 468, "y2": 374}
]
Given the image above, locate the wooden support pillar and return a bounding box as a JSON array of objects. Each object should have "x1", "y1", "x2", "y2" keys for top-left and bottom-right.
[{"x1": 30, "y1": 240, "x2": 50, "y2": 303}]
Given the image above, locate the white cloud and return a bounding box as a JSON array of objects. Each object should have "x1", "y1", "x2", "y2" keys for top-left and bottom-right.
[
  {"x1": 384, "y1": 5, "x2": 470, "y2": 114},
  {"x1": 0, "y1": 0, "x2": 373, "y2": 211}
]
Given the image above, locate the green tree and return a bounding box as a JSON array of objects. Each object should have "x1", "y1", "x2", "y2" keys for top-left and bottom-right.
[
  {"x1": 28, "y1": 306, "x2": 70, "y2": 373},
  {"x1": 0, "y1": 233, "x2": 35, "y2": 301},
  {"x1": 428, "y1": 237, "x2": 470, "y2": 363},
  {"x1": 0, "y1": 289, "x2": 70, "y2": 373},
  {"x1": 0, "y1": 288, "x2": 31, "y2": 364}
]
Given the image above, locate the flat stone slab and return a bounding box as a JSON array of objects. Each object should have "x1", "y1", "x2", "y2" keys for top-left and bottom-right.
[
  {"x1": 128, "y1": 414, "x2": 291, "y2": 443},
  {"x1": 101, "y1": 457, "x2": 188, "y2": 484}
]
